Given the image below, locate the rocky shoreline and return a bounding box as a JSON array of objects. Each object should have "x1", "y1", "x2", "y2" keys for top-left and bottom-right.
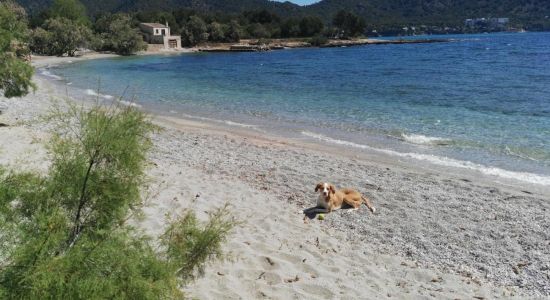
[{"x1": 197, "y1": 37, "x2": 451, "y2": 52}]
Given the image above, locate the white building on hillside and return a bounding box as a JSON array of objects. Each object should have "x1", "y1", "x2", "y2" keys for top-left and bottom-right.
[{"x1": 139, "y1": 22, "x2": 182, "y2": 50}]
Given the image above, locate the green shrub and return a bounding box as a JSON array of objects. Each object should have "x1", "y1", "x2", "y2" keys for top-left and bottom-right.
[
  {"x1": 224, "y1": 20, "x2": 241, "y2": 43},
  {"x1": 309, "y1": 35, "x2": 329, "y2": 46},
  {"x1": 0, "y1": 1, "x2": 35, "y2": 98},
  {"x1": 181, "y1": 16, "x2": 208, "y2": 46},
  {"x1": 31, "y1": 17, "x2": 92, "y2": 56},
  {"x1": 247, "y1": 23, "x2": 271, "y2": 39},
  {"x1": 0, "y1": 104, "x2": 235, "y2": 299},
  {"x1": 208, "y1": 22, "x2": 227, "y2": 43},
  {"x1": 299, "y1": 16, "x2": 324, "y2": 37},
  {"x1": 48, "y1": 0, "x2": 90, "y2": 27},
  {"x1": 161, "y1": 205, "x2": 235, "y2": 284},
  {"x1": 29, "y1": 27, "x2": 51, "y2": 54},
  {"x1": 255, "y1": 38, "x2": 271, "y2": 46},
  {"x1": 93, "y1": 14, "x2": 146, "y2": 55},
  {"x1": 281, "y1": 17, "x2": 300, "y2": 38},
  {"x1": 333, "y1": 10, "x2": 366, "y2": 38}
]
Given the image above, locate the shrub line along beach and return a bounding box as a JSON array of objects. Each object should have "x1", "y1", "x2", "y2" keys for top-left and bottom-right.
[{"x1": 1, "y1": 53, "x2": 548, "y2": 298}]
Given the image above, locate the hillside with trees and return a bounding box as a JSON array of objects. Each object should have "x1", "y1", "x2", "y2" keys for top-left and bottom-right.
[
  {"x1": 16, "y1": 0, "x2": 302, "y2": 17},
  {"x1": 307, "y1": 0, "x2": 550, "y2": 30},
  {"x1": 22, "y1": 0, "x2": 355, "y2": 51},
  {"x1": 15, "y1": 0, "x2": 550, "y2": 32}
]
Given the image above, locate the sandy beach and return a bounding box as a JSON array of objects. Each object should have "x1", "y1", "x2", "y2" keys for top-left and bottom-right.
[{"x1": 1, "y1": 55, "x2": 549, "y2": 299}]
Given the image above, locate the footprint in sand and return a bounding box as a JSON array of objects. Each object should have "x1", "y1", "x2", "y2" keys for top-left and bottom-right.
[{"x1": 297, "y1": 283, "x2": 335, "y2": 298}]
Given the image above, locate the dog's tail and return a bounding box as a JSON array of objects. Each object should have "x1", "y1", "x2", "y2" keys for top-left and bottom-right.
[{"x1": 361, "y1": 196, "x2": 376, "y2": 214}]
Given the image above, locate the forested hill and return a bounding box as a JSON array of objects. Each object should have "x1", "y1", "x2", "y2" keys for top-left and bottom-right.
[
  {"x1": 16, "y1": 0, "x2": 301, "y2": 16},
  {"x1": 306, "y1": 0, "x2": 550, "y2": 26},
  {"x1": 116, "y1": 0, "x2": 302, "y2": 17},
  {"x1": 16, "y1": 0, "x2": 550, "y2": 29}
]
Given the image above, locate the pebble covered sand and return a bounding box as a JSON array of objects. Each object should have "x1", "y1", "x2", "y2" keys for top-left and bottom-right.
[{"x1": 152, "y1": 116, "x2": 550, "y2": 298}]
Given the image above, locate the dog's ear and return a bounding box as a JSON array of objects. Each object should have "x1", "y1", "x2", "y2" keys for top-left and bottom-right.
[
  {"x1": 315, "y1": 183, "x2": 323, "y2": 192},
  {"x1": 329, "y1": 185, "x2": 336, "y2": 194}
]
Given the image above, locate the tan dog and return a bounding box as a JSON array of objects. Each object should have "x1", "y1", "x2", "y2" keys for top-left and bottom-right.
[{"x1": 311, "y1": 182, "x2": 376, "y2": 214}]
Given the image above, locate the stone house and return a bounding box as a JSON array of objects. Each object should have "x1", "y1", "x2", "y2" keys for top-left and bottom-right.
[{"x1": 139, "y1": 23, "x2": 182, "y2": 50}]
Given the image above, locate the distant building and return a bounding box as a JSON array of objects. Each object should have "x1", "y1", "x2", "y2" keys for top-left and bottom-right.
[
  {"x1": 464, "y1": 17, "x2": 510, "y2": 31},
  {"x1": 139, "y1": 23, "x2": 181, "y2": 50},
  {"x1": 464, "y1": 18, "x2": 476, "y2": 27}
]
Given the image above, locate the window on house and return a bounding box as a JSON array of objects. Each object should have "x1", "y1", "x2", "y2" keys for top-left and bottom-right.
[{"x1": 161, "y1": 29, "x2": 166, "y2": 36}]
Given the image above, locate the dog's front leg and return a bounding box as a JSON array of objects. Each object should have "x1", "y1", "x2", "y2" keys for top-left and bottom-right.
[
  {"x1": 303, "y1": 207, "x2": 319, "y2": 214},
  {"x1": 310, "y1": 207, "x2": 329, "y2": 214},
  {"x1": 302, "y1": 207, "x2": 329, "y2": 215}
]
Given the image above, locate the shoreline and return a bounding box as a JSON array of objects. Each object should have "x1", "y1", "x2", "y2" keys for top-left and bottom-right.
[
  {"x1": 197, "y1": 37, "x2": 451, "y2": 52},
  {"x1": 34, "y1": 53, "x2": 550, "y2": 195},
  {"x1": 30, "y1": 48, "x2": 197, "y2": 68},
  {"x1": 1, "y1": 55, "x2": 548, "y2": 298},
  {"x1": 153, "y1": 113, "x2": 550, "y2": 196}
]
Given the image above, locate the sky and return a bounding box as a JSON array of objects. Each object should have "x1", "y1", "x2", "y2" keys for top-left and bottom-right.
[{"x1": 273, "y1": 0, "x2": 320, "y2": 5}]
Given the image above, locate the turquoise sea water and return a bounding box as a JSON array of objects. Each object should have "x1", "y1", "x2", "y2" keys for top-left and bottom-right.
[{"x1": 44, "y1": 32, "x2": 550, "y2": 185}]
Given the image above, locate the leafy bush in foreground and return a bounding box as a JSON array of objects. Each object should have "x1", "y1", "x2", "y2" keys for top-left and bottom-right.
[{"x1": 0, "y1": 104, "x2": 234, "y2": 299}]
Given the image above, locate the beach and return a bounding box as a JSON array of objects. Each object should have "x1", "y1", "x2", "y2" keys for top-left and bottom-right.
[{"x1": 1, "y1": 56, "x2": 549, "y2": 299}]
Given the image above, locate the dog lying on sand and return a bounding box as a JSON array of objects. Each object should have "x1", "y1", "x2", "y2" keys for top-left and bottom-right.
[{"x1": 304, "y1": 182, "x2": 376, "y2": 215}]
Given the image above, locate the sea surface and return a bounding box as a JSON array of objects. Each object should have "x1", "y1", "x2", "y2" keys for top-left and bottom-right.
[{"x1": 44, "y1": 32, "x2": 550, "y2": 185}]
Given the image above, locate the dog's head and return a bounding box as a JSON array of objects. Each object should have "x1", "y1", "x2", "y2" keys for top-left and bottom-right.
[{"x1": 315, "y1": 182, "x2": 336, "y2": 199}]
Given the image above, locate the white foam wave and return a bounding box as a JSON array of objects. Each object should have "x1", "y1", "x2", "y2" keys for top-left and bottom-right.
[
  {"x1": 505, "y1": 146, "x2": 540, "y2": 162},
  {"x1": 39, "y1": 69, "x2": 62, "y2": 80},
  {"x1": 180, "y1": 113, "x2": 257, "y2": 129},
  {"x1": 119, "y1": 100, "x2": 141, "y2": 108},
  {"x1": 85, "y1": 89, "x2": 141, "y2": 107},
  {"x1": 224, "y1": 120, "x2": 256, "y2": 128},
  {"x1": 302, "y1": 131, "x2": 550, "y2": 186},
  {"x1": 85, "y1": 89, "x2": 114, "y2": 100},
  {"x1": 401, "y1": 133, "x2": 452, "y2": 146}
]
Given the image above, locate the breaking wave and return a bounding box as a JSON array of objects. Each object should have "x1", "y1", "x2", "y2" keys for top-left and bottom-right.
[
  {"x1": 302, "y1": 131, "x2": 550, "y2": 186},
  {"x1": 180, "y1": 113, "x2": 258, "y2": 129},
  {"x1": 39, "y1": 69, "x2": 63, "y2": 80},
  {"x1": 401, "y1": 133, "x2": 453, "y2": 146},
  {"x1": 85, "y1": 89, "x2": 114, "y2": 100}
]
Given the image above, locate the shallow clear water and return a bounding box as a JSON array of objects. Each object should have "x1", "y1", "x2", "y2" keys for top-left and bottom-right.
[{"x1": 47, "y1": 32, "x2": 550, "y2": 185}]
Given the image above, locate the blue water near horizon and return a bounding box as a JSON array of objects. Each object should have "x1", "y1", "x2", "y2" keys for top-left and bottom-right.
[{"x1": 45, "y1": 32, "x2": 550, "y2": 185}]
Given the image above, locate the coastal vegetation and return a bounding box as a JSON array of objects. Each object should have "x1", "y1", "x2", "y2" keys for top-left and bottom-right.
[
  {"x1": 15, "y1": 0, "x2": 550, "y2": 35},
  {"x1": 28, "y1": 0, "x2": 91, "y2": 57},
  {"x1": 10, "y1": 0, "x2": 368, "y2": 53},
  {"x1": 28, "y1": 0, "x2": 145, "y2": 56},
  {"x1": 1, "y1": 4, "x2": 235, "y2": 298},
  {"x1": 45, "y1": 0, "x2": 90, "y2": 26},
  {"x1": 0, "y1": 1, "x2": 34, "y2": 98},
  {"x1": 332, "y1": 10, "x2": 366, "y2": 38},
  {"x1": 15, "y1": 0, "x2": 368, "y2": 53},
  {"x1": 134, "y1": 8, "x2": 344, "y2": 46},
  {"x1": 92, "y1": 13, "x2": 147, "y2": 55},
  {"x1": 0, "y1": 103, "x2": 235, "y2": 298},
  {"x1": 30, "y1": 17, "x2": 92, "y2": 57}
]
